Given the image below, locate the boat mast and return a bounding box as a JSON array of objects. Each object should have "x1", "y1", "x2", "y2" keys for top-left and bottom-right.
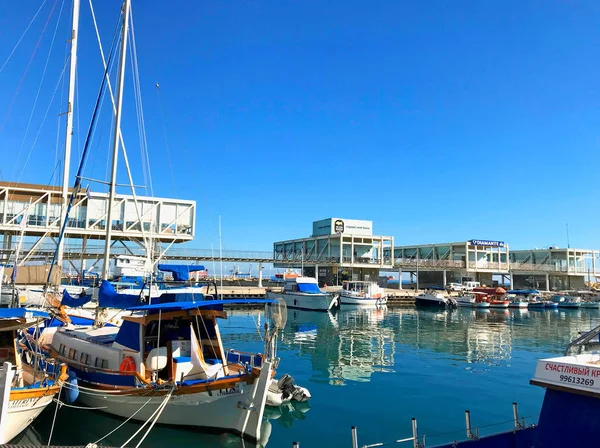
[
  {"x1": 57, "y1": 0, "x2": 80, "y2": 274},
  {"x1": 102, "y1": 0, "x2": 131, "y2": 280}
]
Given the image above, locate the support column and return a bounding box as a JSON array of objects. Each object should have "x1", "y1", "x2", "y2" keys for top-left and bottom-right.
[
  {"x1": 80, "y1": 237, "x2": 87, "y2": 278},
  {"x1": 398, "y1": 268, "x2": 403, "y2": 290},
  {"x1": 258, "y1": 262, "x2": 263, "y2": 288},
  {"x1": 545, "y1": 273, "x2": 549, "y2": 292},
  {"x1": 315, "y1": 264, "x2": 319, "y2": 284},
  {"x1": 509, "y1": 272, "x2": 514, "y2": 290},
  {"x1": 442, "y1": 270, "x2": 447, "y2": 288}
]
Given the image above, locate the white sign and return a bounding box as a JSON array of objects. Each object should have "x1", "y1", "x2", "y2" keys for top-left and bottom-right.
[{"x1": 533, "y1": 356, "x2": 600, "y2": 393}]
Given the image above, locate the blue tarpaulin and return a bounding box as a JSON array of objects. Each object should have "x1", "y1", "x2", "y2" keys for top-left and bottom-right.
[
  {"x1": 157, "y1": 264, "x2": 206, "y2": 282},
  {"x1": 297, "y1": 283, "x2": 322, "y2": 294},
  {"x1": 114, "y1": 320, "x2": 140, "y2": 351},
  {"x1": 508, "y1": 289, "x2": 540, "y2": 295},
  {"x1": 0, "y1": 308, "x2": 49, "y2": 319},
  {"x1": 98, "y1": 280, "x2": 140, "y2": 309},
  {"x1": 62, "y1": 290, "x2": 92, "y2": 308}
]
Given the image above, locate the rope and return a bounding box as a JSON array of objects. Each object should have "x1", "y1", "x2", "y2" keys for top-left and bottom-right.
[
  {"x1": 92, "y1": 395, "x2": 155, "y2": 444},
  {"x1": 46, "y1": 381, "x2": 63, "y2": 446},
  {"x1": 0, "y1": 0, "x2": 59, "y2": 132},
  {"x1": 154, "y1": 84, "x2": 177, "y2": 196},
  {"x1": 15, "y1": 0, "x2": 66, "y2": 183},
  {"x1": 52, "y1": 398, "x2": 106, "y2": 410},
  {"x1": 132, "y1": 388, "x2": 173, "y2": 448},
  {"x1": 0, "y1": 0, "x2": 48, "y2": 74},
  {"x1": 119, "y1": 387, "x2": 174, "y2": 448}
]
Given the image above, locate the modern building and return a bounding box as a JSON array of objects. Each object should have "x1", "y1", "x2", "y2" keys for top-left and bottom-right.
[
  {"x1": 273, "y1": 218, "x2": 394, "y2": 285},
  {"x1": 386, "y1": 240, "x2": 600, "y2": 290}
]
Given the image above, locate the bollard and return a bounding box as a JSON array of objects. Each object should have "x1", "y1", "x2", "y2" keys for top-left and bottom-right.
[
  {"x1": 513, "y1": 402, "x2": 521, "y2": 429},
  {"x1": 292, "y1": 442, "x2": 299, "y2": 448},
  {"x1": 465, "y1": 410, "x2": 473, "y2": 439},
  {"x1": 351, "y1": 426, "x2": 359, "y2": 448},
  {"x1": 411, "y1": 418, "x2": 418, "y2": 448}
]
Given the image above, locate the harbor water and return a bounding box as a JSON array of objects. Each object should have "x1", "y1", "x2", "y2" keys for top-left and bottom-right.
[{"x1": 16, "y1": 306, "x2": 600, "y2": 447}]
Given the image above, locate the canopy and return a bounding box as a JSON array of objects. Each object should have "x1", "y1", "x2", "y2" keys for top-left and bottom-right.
[
  {"x1": 297, "y1": 283, "x2": 321, "y2": 294},
  {"x1": 98, "y1": 280, "x2": 140, "y2": 309},
  {"x1": 127, "y1": 299, "x2": 275, "y2": 313},
  {"x1": 0, "y1": 308, "x2": 50, "y2": 319},
  {"x1": 62, "y1": 290, "x2": 92, "y2": 308},
  {"x1": 507, "y1": 289, "x2": 540, "y2": 295},
  {"x1": 157, "y1": 264, "x2": 206, "y2": 282}
]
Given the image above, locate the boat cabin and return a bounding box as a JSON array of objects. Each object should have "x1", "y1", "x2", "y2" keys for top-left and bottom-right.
[
  {"x1": 50, "y1": 301, "x2": 265, "y2": 387},
  {"x1": 283, "y1": 277, "x2": 322, "y2": 294}
]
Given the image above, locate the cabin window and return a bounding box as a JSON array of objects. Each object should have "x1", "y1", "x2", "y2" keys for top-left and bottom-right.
[
  {"x1": 59, "y1": 344, "x2": 66, "y2": 355},
  {"x1": 95, "y1": 357, "x2": 103, "y2": 368},
  {"x1": 68, "y1": 348, "x2": 77, "y2": 360},
  {"x1": 80, "y1": 352, "x2": 90, "y2": 365},
  {"x1": 101, "y1": 359, "x2": 109, "y2": 369}
]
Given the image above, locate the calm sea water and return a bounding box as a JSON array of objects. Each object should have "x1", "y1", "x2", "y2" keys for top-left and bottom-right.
[{"x1": 17, "y1": 306, "x2": 600, "y2": 447}]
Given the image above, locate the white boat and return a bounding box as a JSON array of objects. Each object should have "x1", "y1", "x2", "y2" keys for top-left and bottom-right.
[
  {"x1": 454, "y1": 293, "x2": 477, "y2": 307},
  {"x1": 415, "y1": 290, "x2": 457, "y2": 308},
  {"x1": 0, "y1": 309, "x2": 67, "y2": 443},
  {"x1": 46, "y1": 299, "x2": 287, "y2": 442},
  {"x1": 266, "y1": 277, "x2": 338, "y2": 311},
  {"x1": 339, "y1": 281, "x2": 387, "y2": 306},
  {"x1": 509, "y1": 300, "x2": 529, "y2": 309}
]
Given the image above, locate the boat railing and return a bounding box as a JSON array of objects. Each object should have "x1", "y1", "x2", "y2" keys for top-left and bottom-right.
[
  {"x1": 303, "y1": 403, "x2": 533, "y2": 448},
  {"x1": 564, "y1": 323, "x2": 600, "y2": 355}
]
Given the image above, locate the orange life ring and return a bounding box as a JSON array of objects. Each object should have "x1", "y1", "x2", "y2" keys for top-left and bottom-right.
[{"x1": 120, "y1": 356, "x2": 136, "y2": 372}]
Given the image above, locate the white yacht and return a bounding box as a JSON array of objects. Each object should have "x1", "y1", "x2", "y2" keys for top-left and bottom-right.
[
  {"x1": 266, "y1": 277, "x2": 338, "y2": 311},
  {"x1": 415, "y1": 289, "x2": 457, "y2": 308},
  {"x1": 339, "y1": 281, "x2": 387, "y2": 306}
]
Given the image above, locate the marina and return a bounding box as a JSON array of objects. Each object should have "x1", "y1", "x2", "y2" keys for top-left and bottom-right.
[
  {"x1": 0, "y1": 0, "x2": 598, "y2": 446},
  {"x1": 9, "y1": 306, "x2": 600, "y2": 447}
]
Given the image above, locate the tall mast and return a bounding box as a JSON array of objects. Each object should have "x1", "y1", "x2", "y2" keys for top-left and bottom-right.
[
  {"x1": 57, "y1": 0, "x2": 80, "y2": 273},
  {"x1": 102, "y1": 0, "x2": 131, "y2": 280}
]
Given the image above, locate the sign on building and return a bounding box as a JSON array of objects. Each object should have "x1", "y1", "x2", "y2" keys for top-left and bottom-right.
[
  {"x1": 469, "y1": 239, "x2": 505, "y2": 248},
  {"x1": 313, "y1": 218, "x2": 373, "y2": 237}
]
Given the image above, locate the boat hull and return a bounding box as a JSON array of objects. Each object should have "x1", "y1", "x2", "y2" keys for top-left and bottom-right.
[
  {"x1": 475, "y1": 302, "x2": 490, "y2": 308},
  {"x1": 339, "y1": 295, "x2": 387, "y2": 306},
  {"x1": 509, "y1": 301, "x2": 528, "y2": 308},
  {"x1": 528, "y1": 302, "x2": 546, "y2": 309},
  {"x1": 266, "y1": 291, "x2": 337, "y2": 311},
  {"x1": 415, "y1": 297, "x2": 447, "y2": 307},
  {"x1": 489, "y1": 301, "x2": 509, "y2": 308},
  {"x1": 581, "y1": 302, "x2": 600, "y2": 309},
  {"x1": 75, "y1": 363, "x2": 272, "y2": 441},
  {"x1": 558, "y1": 302, "x2": 581, "y2": 308},
  {"x1": 3, "y1": 390, "x2": 56, "y2": 443}
]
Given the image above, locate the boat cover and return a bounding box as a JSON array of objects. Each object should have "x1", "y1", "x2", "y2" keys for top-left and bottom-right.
[
  {"x1": 507, "y1": 289, "x2": 540, "y2": 295},
  {"x1": 297, "y1": 283, "x2": 321, "y2": 294},
  {"x1": 62, "y1": 290, "x2": 92, "y2": 308},
  {"x1": 0, "y1": 308, "x2": 50, "y2": 319},
  {"x1": 127, "y1": 299, "x2": 275, "y2": 313},
  {"x1": 98, "y1": 280, "x2": 140, "y2": 309},
  {"x1": 157, "y1": 264, "x2": 206, "y2": 282}
]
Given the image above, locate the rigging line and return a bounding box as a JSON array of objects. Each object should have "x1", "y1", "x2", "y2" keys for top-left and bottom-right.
[
  {"x1": 0, "y1": 0, "x2": 48, "y2": 74},
  {"x1": 45, "y1": 9, "x2": 123, "y2": 288},
  {"x1": 17, "y1": 56, "x2": 69, "y2": 183},
  {"x1": 14, "y1": 0, "x2": 66, "y2": 182},
  {"x1": 88, "y1": 0, "x2": 150, "y2": 252},
  {"x1": 0, "y1": 0, "x2": 60, "y2": 133},
  {"x1": 129, "y1": 6, "x2": 154, "y2": 197},
  {"x1": 155, "y1": 84, "x2": 177, "y2": 196}
]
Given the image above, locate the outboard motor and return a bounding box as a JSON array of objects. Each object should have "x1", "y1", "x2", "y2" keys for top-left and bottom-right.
[{"x1": 278, "y1": 374, "x2": 296, "y2": 399}]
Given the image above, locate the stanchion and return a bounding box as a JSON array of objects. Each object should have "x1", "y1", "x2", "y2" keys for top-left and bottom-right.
[
  {"x1": 465, "y1": 410, "x2": 473, "y2": 439},
  {"x1": 351, "y1": 426, "x2": 359, "y2": 448},
  {"x1": 411, "y1": 418, "x2": 418, "y2": 448},
  {"x1": 513, "y1": 402, "x2": 522, "y2": 429}
]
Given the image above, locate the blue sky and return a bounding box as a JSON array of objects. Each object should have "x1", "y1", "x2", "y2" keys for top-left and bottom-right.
[{"x1": 1, "y1": 0, "x2": 599, "y2": 253}]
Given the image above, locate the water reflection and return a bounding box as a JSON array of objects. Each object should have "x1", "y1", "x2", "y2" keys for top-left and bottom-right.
[{"x1": 280, "y1": 306, "x2": 600, "y2": 384}]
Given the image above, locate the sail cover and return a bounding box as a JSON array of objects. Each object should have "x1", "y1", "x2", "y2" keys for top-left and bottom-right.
[
  {"x1": 98, "y1": 280, "x2": 140, "y2": 308},
  {"x1": 157, "y1": 264, "x2": 206, "y2": 282},
  {"x1": 61, "y1": 290, "x2": 92, "y2": 308}
]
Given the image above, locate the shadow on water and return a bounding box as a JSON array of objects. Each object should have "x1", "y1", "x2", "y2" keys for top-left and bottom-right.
[{"x1": 18, "y1": 398, "x2": 309, "y2": 447}]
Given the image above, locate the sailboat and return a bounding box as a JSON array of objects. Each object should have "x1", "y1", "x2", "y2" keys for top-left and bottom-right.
[{"x1": 0, "y1": 308, "x2": 67, "y2": 443}]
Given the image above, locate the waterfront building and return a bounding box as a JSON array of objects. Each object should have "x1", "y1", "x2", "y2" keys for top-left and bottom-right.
[
  {"x1": 273, "y1": 218, "x2": 394, "y2": 286},
  {"x1": 386, "y1": 240, "x2": 600, "y2": 291},
  {"x1": 0, "y1": 181, "x2": 195, "y2": 280}
]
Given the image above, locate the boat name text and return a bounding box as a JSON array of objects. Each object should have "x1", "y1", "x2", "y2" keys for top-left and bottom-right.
[{"x1": 544, "y1": 362, "x2": 600, "y2": 377}]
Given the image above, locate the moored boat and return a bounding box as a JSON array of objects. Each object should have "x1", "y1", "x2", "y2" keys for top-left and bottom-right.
[
  {"x1": 454, "y1": 293, "x2": 476, "y2": 307},
  {"x1": 0, "y1": 308, "x2": 67, "y2": 444},
  {"x1": 415, "y1": 290, "x2": 457, "y2": 308},
  {"x1": 339, "y1": 281, "x2": 387, "y2": 306},
  {"x1": 266, "y1": 277, "x2": 338, "y2": 311},
  {"x1": 44, "y1": 299, "x2": 288, "y2": 442}
]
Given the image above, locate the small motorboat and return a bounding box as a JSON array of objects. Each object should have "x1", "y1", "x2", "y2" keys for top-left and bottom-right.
[
  {"x1": 528, "y1": 301, "x2": 546, "y2": 309},
  {"x1": 557, "y1": 295, "x2": 582, "y2": 308},
  {"x1": 415, "y1": 290, "x2": 457, "y2": 308},
  {"x1": 489, "y1": 300, "x2": 510, "y2": 308},
  {"x1": 454, "y1": 293, "x2": 477, "y2": 307},
  {"x1": 339, "y1": 281, "x2": 387, "y2": 306},
  {"x1": 544, "y1": 301, "x2": 558, "y2": 309}
]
